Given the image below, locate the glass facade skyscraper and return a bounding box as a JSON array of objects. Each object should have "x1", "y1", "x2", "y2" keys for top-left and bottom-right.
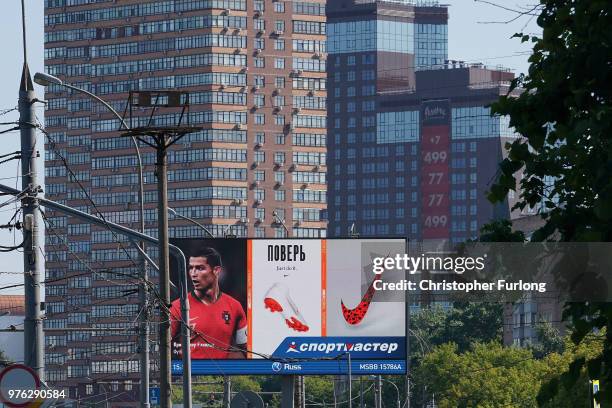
[{"x1": 327, "y1": 0, "x2": 525, "y2": 242}]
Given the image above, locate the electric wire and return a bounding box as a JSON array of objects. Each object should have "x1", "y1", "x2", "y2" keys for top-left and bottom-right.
[{"x1": 38, "y1": 122, "x2": 143, "y2": 271}]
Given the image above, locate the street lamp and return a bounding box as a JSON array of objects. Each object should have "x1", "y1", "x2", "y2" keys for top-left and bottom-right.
[
  {"x1": 33, "y1": 72, "x2": 151, "y2": 408},
  {"x1": 168, "y1": 207, "x2": 215, "y2": 238},
  {"x1": 369, "y1": 376, "x2": 401, "y2": 408}
]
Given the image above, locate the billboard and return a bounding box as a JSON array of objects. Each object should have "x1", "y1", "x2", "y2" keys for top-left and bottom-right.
[
  {"x1": 169, "y1": 238, "x2": 406, "y2": 375},
  {"x1": 420, "y1": 99, "x2": 451, "y2": 239}
]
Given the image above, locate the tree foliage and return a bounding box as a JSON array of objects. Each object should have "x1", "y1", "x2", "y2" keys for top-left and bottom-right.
[
  {"x1": 488, "y1": 0, "x2": 612, "y2": 404},
  {"x1": 411, "y1": 302, "x2": 503, "y2": 359},
  {"x1": 414, "y1": 334, "x2": 603, "y2": 408}
]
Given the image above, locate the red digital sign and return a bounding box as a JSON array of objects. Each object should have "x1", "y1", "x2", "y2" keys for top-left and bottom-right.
[{"x1": 420, "y1": 100, "x2": 451, "y2": 239}]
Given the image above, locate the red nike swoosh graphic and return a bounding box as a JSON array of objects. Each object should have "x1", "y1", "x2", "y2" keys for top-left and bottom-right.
[{"x1": 341, "y1": 273, "x2": 382, "y2": 325}]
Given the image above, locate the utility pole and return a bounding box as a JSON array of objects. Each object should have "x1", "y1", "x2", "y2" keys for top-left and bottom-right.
[
  {"x1": 359, "y1": 377, "x2": 364, "y2": 408},
  {"x1": 272, "y1": 211, "x2": 304, "y2": 408},
  {"x1": 157, "y1": 134, "x2": 172, "y2": 408},
  {"x1": 348, "y1": 353, "x2": 352, "y2": 408},
  {"x1": 374, "y1": 376, "x2": 382, "y2": 408},
  {"x1": 18, "y1": 0, "x2": 43, "y2": 381},
  {"x1": 32, "y1": 70, "x2": 150, "y2": 407},
  {"x1": 122, "y1": 90, "x2": 201, "y2": 408},
  {"x1": 223, "y1": 376, "x2": 232, "y2": 408}
]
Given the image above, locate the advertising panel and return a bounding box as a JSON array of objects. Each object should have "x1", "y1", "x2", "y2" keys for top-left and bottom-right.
[
  {"x1": 169, "y1": 238, "x2": 406, "y2": 375},
  {"x1": 420, "y1": 99, "x2": 451, "y2": 239}
]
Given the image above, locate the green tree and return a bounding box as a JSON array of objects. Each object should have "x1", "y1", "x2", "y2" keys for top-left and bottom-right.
[
  {"x1": 304, "y1": 376, "x2": 334, "y2": 406},
  {"x1": 488, "y1": 0, "x2": 612, "y2": 404},
  {"x1": 411, "y1": 302, "x2": 502, "y2": 359},
  {"x1": 530, "y1": 321, "x2": 565, "y2": 359},
  {"x1": 414, "y1": 342, "x2": 542, "y2": 408},
  {"x1": 414, "y1": 335, "x2": 602, "y2": 408}
]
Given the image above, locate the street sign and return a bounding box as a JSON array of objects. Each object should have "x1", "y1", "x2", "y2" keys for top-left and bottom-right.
[
  {"x1": 591, "y1": 380, "x2": 600, "y2": 408},
  {"x1": 150, "y1": 387, "x2": 160, "y2": 405},
  {"x1": 0, "y1": 364, "x2": 41, "y2": 407}
]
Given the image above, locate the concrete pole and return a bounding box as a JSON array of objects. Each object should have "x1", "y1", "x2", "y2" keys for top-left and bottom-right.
[
  {"x1": 223, "y1": 376, "x2": 232, "y2": 408},
  {"x1": 377, "y1": 376, "x2": 382, "y2": 408},
  {"x1": 281, "y1": 375, "x2": 295, "y2": 408},
  {"x1": 19, "y1": 62, "x2": 44, "y2": 381},
  {"x1": 300, "y1": 376, "x2": 306, "y2": 408},
  {"x1": 157, "y1": 144, "x2": 172, "y2": 408},
  {"x1": 348, "y1": 353, "x2": 352, "y2": 408},
  {"x1": 359, "y1": 377, "x2": 364, "y2": 408}
]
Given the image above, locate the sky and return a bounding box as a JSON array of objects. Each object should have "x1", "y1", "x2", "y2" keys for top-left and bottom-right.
[{"x1": 0, "y1": 0, "x2": 541, "y2": 294}]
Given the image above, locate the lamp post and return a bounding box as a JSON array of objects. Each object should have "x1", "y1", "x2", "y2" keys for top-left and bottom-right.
[
  {"x1": 34, "y1": 72, "x2": 150, "y2": 408},
  {"x1": 168, "y1": 207, "x2": 215, "y2": 238},
  {"x1": 370, "y1": 376, "x2": 400, "y2": 408}
]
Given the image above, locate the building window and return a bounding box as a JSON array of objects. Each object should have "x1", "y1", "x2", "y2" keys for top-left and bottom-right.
[
  {"x1": 274, "y1": 115, "x2": 285, "y2": 125},
  {"x1": 254, "y1": 114, "x2": 265, "y2": 125},
  {"x1": 273, "y1": 95, "x2": 285, "y2": 107},
  {"x1": 254, "y1": 1, "x2": 265, "y2": 11},
  {"x1": 274, "y1": 39, "x2": 285, "y2": 50},
  {"x1": 254, "y1": 170, "x2": 265, "y2": 181},
  {"x1": 254, "y1": 38, "x2": 265, "y2": 49},
  {"x1": 275, "y1": 134, "x2": 285, "y2": 144},
  {"x1": 255, "y1": 208, "x2": 265, "y2": 221},
  {"x1": 274, "y1": 2, "x2": 285, "y2": 12},
  {"x1": 254, "y1": 75, "x2": 265, "y2": 86},
  {"x1": 274, "y1": 171, "x2": 285, "y2": 184},
  {"x1": 275, "y1": 76, "x2": 285, "y2": 88},
  {"x1": 254, "y1": 57, "x2": 265, "y2": 68},
  {"x1": 275, "y1": 190, "x2": 286, "y2": 201},
  {"x1": 274, "y1": 58, "x2": 285, "y2": 69},
  {"x1": 254, "y1": 94, "x2": 265, "y2": 107},
  {"x1": 255, "y1": 227, "x2": 265, "y2": 237},
  {"x1": 274, "y1": 152, "x2": 285, "y2": 164},
  {"x1": 255, "y1": 132, "x2": 265, "y2": 144}
]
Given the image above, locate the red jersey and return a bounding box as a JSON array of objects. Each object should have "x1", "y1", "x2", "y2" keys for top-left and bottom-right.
[{"x1": 170, "y1": 292, "x2": 247, "y2": 359}]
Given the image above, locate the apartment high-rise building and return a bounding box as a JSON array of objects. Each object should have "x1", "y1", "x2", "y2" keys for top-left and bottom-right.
[
  {"x1": 326, "y1": 0, "x2": 524, "y2": 241},
  {"x1": 43, "y1": 0, "x2": 326, "y2": 403}
]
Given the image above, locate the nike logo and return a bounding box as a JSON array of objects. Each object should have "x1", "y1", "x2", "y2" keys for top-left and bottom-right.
[{"x1": 341, "y1": 273, "x2": 382, "y2": 325}]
